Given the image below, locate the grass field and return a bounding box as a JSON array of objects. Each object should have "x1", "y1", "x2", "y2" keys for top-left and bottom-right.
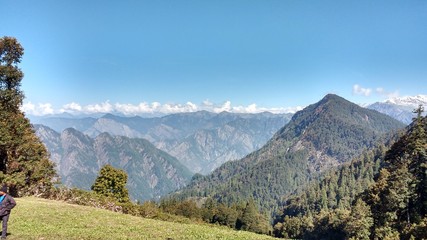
[{"x1": 5, "y1": 197, "x2": 276, "y2": 240}]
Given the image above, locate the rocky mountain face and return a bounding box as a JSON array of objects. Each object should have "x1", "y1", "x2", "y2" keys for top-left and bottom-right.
[
  {"x1": 32, "y1": 111, "x2": 292, "y2": 174},
  {"x1": 367, "y1": 95, "x2": 427, "y2": 124},
  {"x1": 34, "y1": 125, "x2": 192, "y2": 202},
  {"x1": 173, "y1": 94, "x2": 406, "y2": 212}
]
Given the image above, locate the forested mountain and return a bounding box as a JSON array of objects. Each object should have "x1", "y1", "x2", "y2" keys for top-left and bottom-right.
[
  {"x1": 274, "y1": 110, "x2": 427, "y2": 239},
  {"x1": 273, "y1": 137, "x2": 397, "y2": 239},
  {"x1": 31, "y1": 111, "x2": 291, "y2": 174},
  {"x1": 34, "y1": 125, "x2": 192, "y2": 202},
  {"x1": 171, "y1": 94, "x2": 405, "y2": 213}
]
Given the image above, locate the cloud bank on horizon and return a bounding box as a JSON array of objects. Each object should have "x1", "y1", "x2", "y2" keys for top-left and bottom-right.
[
  {"x1": 21, "y1": 100, "x2": 304, "y2": 116},
  {"x1": 22, "y1": 84, "x2": 410, "y2": 117}
]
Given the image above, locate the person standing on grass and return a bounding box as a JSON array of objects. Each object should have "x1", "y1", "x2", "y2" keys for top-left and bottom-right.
[{"x1": 0, "y1": 185, "x2": 16, "y2": 240}]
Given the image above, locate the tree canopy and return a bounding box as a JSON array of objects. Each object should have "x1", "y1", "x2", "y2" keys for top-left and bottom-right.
[
  {"x1": 0, "y1": 36, "x2": 57, "y2": 196},
  {"x1": 91, "y1": 164, "x2": 130, "y2": 203}
]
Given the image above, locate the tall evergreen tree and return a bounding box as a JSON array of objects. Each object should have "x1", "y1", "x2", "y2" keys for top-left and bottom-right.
[
  {"x1": 236, "y1": 199, "x2": 270, "y2": 234},
  {"x1": 0, "y1": 36, "x2": 56, "y2": 196},
  {"x1": 409, "y1": 106, "x2": 427, "y2": 219},
  {"x1": 344, "y1": 198, "x2": 373, "y2": 239},
  {"x1": 364, "y1": 109, "x2": 427, "y2": 239},
  {"x1": 91, "y1": 164, "x2": 130, "y2": 203}
]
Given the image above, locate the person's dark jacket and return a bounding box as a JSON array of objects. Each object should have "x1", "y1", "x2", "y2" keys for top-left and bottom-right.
[{"x1": 0, "y1": 195, "x2": 16, "y2": 216}]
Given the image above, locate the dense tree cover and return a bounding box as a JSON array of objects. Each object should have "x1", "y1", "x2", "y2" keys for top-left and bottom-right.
[
  {"x1": 159, "y1": 197, "x2": 271, "y2": 234},
  {"x1": 173, "y1": 147, "x2": 311, "y2": 216},
  {"x1": 273, "y1": 142, "x2": 391, "y2": 239},
  {"x1": 276, "y1": 141, "x2": 391, "y2": 219},
  {"x1": 274, "y1": 108, "x2": 426, "y2": 239},
  {"x1": 91, "y1": 164, "x2": 130, "y2": 203},
  {"x1": 0, "y1": 37, "x2": 56, "y2": 196},
  {"x1": 363, "y1": 107, "x2": 427, "y2": 239}
]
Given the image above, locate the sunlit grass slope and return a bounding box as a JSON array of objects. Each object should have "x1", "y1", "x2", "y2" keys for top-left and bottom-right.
[{"x1": 7, "y1": 197, "x2": 275, "y2": 240}]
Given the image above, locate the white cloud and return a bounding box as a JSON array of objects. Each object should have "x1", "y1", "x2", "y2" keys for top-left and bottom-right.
[
  {"x1": 23, "y1": 100, "x2": 301, "y2": 116},
  {"x1": 256, "y1": 106, "x2": 304, "y2": 114},
  {"x1": 114, "y1": 103, "x2": 146, "y2": 114},
  {"x1": 202, "y1": 99, "x2": 214, "y2": 107},
  {"x1": 376, "y1": 87, "x2": 399, "y2": 99},
  {"x1": 159, "y1": 102, "x2": 198, "y2": 113},
  {"x1": 84, "y1": 101, "x2": 113, "y2": 113},
  {"x1": 209, "y1": 101, "x2": 303, "y2": 114},
  {"x1": 352, "y1": 84, "x2": 372, "y2": 96},
  {"x1": 353, "y1": 84, "x2": 400, "y2": 99},
  {"x1": 151, "y1": 102, "x2": 161, "y2": 111},
  {"x1": 114, "y1": 101, "x2": 199, "y2": 115},
  {"x1": 186, "y1": 102, "x2": 198, "y2": 111},
  {"x1": 244, "y1": 103, "x2": 258, "y2": 113},
  {"x1": 21, "y1": 102, "x2": 54, "y2": 116},
  {"x1": 375, "y1": 87, "x2": 384, "y2": 94},
  {"x1": 60, "y1": 102, "x2": 82, "y2": 113},
  {"x1": 213, "y1": 101, "x2": 232, "y2": 113},
  {"x1": 21, "y1": 102, "x2": 36, "y2": 112}
]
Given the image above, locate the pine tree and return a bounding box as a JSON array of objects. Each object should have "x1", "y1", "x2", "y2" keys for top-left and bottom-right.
[
  {"x1": 0, "y1": 36, "x2": 56, "y2": 196},
  {"x1": 409, "y1": 106, "x2": 427, "y2": 219},
  {"x1": 364, "y1": 111, "x2": 427, "y2": 239},
  {"x1": 237, "y1": 199, "x2": 270, "y2": 234},
  {"x1": 344, "y1": 198, "x2": 373, "y2": 240},
  {"x1": 238, "y1": 199, "x2": 259, "y2": 231},
  {"x1": 91, "y1": 164, "x2": 130, "y2": 203}
]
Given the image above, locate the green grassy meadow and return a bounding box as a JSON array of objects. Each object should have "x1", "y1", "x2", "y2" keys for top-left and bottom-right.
[{"x1": 6, "y1": 197, "x2": 276, "y2": 240}]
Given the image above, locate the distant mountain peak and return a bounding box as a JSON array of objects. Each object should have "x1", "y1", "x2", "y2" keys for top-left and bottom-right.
[
  {"x1": 287, "y1": 94, "x2": 368, "y2": 128},
  {"x1": 275, "y1": 94, "x2": 404, "y2": 171},
  {"x1": 367, "y1": 94, "x2": 427, "y2": 124},
  {"x1": 322, "y1": 93, "x2": 343, "y2": 100},
  {"x1": 384, "y1": 94, "x2": 427, "y2": 107},
  {"x1": 308, "y1": 94, "x2": 353, "y2": 110},
  {"x1": 101, "y1": 113, "x2": 117, "y2": 119}
]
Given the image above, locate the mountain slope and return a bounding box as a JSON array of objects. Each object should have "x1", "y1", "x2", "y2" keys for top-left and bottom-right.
[
  {"x1": 161, "y1": 116, "x2": 289, "y2": 173},
  {"x1": 32, "y1": 111, "x2": 292, "y2": 174},
  {"x1": 172, "y1": 94, "x2": 405, "y2": 212},
  {"x1": 277, "y1": 93, "x2": 406, "y2": 171},
  {"x1": 276, "y1": 139, "x2": 394, "y2": 220},
  {"x1": 34, "y1": 125, "x2": 192, "y2": 201}
]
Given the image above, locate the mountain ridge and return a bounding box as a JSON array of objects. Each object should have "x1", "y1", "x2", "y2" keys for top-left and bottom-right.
[
  {"x1": 32, "y1": 111, "x2": 292, "y2": 174},
  {"x1": 172, "y1": 94, "x2": 405, "y2": 212},
  {"x1": 34, "y1": 124, "x2": 193, "y2": 202}
]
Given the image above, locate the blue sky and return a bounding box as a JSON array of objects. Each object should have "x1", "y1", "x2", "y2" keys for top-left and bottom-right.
[{"x1": 2, "y1": 0, "x2": 426, "y2": 115}]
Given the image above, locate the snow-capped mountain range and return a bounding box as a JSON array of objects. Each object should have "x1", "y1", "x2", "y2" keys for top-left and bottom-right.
[
  {"x1": 367, "y1": 95, "x2": 427, "y2": 124},
  {"x1": 384, "y1": 95, "x2": 427, "y2": 107}
]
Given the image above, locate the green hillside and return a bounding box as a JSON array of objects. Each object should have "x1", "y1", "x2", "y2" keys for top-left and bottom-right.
[{"x1": 7, "y1": 197, "x2": 275, "y2": 240}]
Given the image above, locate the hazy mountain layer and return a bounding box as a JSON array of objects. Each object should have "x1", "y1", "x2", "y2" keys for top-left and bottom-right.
[
  {"x1": 32, "y1": 111, "x2": 292, "y2": 174},
  {"x1": 34, "y1": 125, "x2": 192, "y2": 202}
]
